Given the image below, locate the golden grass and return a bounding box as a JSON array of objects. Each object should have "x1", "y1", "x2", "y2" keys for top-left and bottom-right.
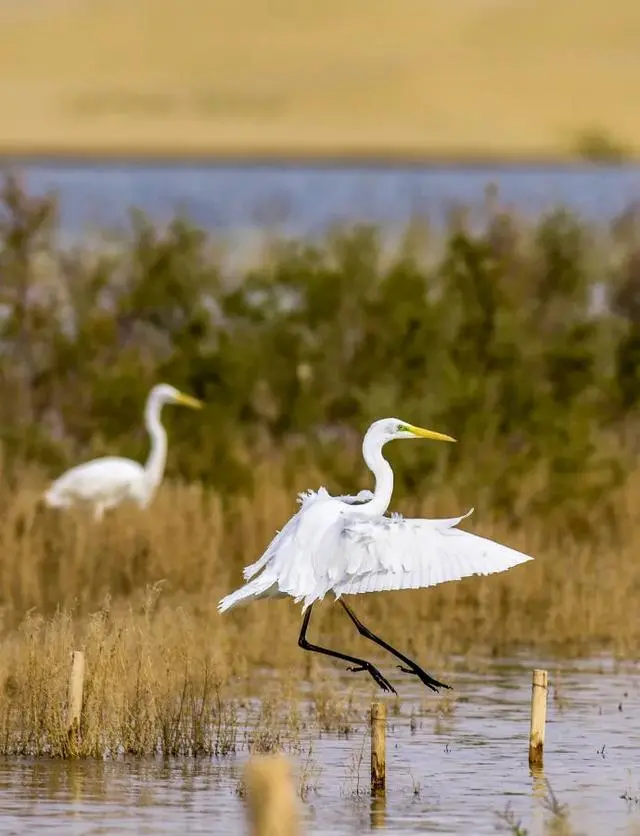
[
  {"x1": 0, "y1": 0, "x2": 639, "y2": 158},
  {"x1": 0, "y1": 597, "x2": 240, "y2": 757},
  {"x1": 2, "y1": 457, "x2": 639, "y2": 657},
  {"x1": 1, "y1": 457, "x2": 639, "y2": 756}
]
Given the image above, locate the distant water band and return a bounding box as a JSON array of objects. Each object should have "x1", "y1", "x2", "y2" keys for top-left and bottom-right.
[{"x1": 9, "y1": 160, "x2": 640, "y2": 244}]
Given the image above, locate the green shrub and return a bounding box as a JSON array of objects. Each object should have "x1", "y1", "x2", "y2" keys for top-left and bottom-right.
[{"x1": 0, "y1": 173, "x2": 638, "y2": 533}]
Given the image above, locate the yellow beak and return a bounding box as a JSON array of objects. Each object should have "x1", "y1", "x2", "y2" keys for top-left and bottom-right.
[
  {"x1": 404, "y1": 423, "x2": 456, "y2": 443},
  {"x1": 175, "y1": 392, "x2": 204, "y2": 410}
]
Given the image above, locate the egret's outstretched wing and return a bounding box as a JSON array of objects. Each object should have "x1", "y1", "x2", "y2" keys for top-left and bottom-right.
[
  {"x1": 331, "y1": 510, "x2": 533, "y2": 596},
  {"x1": 241, "y1": 487, "x2": 336, "y2": 581},
  {"x1": 241, "y1": 512, "x2": 300, "y2": 581}
]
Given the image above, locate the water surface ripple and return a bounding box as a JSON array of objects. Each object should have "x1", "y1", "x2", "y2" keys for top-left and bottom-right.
[{"x1": 0, "y1": 656, "x2": 638, "y2": 834}]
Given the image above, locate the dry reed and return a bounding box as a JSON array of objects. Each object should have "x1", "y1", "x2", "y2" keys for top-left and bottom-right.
[
  {"x1": 2, "y1": 460, "x2": 639, "y2": 656},
  {"x1": 1, "y1": 457, "x2": 639, "y2": 756}
]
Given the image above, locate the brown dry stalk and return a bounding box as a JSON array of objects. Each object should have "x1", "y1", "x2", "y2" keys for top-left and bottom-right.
[{"x1": 0, "y1": 461, "x2": 638, "y2": 755}]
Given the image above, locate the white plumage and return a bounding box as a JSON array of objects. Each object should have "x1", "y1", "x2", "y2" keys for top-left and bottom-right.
[
  {"x1": 219, "y1": 420, "x2": 532, "y2": 614},
  {"x1": 332, "y1": 510, "x2": 526, "y2": 595},
  {"x1": 43, "y1": 383, "x2": 203, "y2": 520},
  {"x1": 218, "y1": 416, "x2": 534, "y2": 695}
]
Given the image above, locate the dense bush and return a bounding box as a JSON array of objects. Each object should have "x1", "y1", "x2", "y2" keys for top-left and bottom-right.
[{"x1": 1, "y1": 173, "x2": 640, "y2": 533}]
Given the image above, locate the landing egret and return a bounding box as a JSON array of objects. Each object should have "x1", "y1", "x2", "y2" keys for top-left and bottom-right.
[
  {"x1": 43, "y1": 383, "x2": 203, "y2": 521},
  {"x1": 218, "y1": 417, "x2": 533, "y2": 695}
]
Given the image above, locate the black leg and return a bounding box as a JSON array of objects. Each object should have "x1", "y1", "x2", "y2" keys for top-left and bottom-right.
[
  {"x1": 298, "y1": 605, "x2": 397, "y2": 695},
  {"x1": 338, "y1": 599, "x2": 451, "y2": 693}
]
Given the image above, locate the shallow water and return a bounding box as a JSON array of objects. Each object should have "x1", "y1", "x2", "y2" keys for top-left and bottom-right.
[{"x1": 1, "y1": 655, "x2": 639, "y2": 835}]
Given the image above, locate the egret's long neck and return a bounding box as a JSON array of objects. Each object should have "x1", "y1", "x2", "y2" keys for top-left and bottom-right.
[
  {"x1": 143, "y1": 397, "x2": 168, "y2": 501},
  {"x1": 360, "y1": 434, "x2": 393, "y2": 517}
]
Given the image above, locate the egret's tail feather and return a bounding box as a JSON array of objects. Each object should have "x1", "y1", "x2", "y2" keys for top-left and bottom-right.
[
  {"x1": 242, "y1": 554, "x2": 271, "y2": 581},
  {"x1": 217, "y1": 574, "x2": 279, "y2": 614},
  {"x1": 43, "y1": 487, "x2": 55, "y2": 503}
]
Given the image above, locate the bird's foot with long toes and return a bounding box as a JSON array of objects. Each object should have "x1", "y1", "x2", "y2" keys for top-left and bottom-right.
[
  {"x1": 347, "y1": 663, "x2": 397, "y2": 695},
  {"x1": 397, "y1": 665, "x2": 451, "y2": 692}
]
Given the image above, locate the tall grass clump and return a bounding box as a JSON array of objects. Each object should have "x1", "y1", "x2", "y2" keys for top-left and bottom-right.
[
  {"x1": 0, "y1": 586, "x2": 242, "y2": 757},
  {"x1": 1, "y1": 169, "x2": 640, "y2": 702}
]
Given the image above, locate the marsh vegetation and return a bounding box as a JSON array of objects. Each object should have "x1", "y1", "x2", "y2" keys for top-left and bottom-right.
[{"x1": 1, "y1": 175, "x2": 640, "y2": 765}]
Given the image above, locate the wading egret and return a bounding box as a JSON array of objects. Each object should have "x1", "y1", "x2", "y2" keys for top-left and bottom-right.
[
  {"x1": 43, "y1": 383, "x2": 203, "y2": 521},
  {"x1": 218, "y1": 417, "x2": 533, "y2": 695}
]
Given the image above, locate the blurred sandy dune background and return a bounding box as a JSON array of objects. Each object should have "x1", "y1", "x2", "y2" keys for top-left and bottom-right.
[{"x1": 1, "y1": 0, "x2": 639, "y2": 158}]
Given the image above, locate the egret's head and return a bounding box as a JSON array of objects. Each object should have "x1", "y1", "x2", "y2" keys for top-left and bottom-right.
[
  {"x1": 366, "y1": 417, "x2": 456, "y2": 446},
  {"x1": 150, "y1": 383, "x2": 203, "y2": 410}
]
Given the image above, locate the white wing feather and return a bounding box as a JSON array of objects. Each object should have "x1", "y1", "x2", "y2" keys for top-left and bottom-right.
[
  {"x1": 332, "y1": 510, "x2": 533, "y2": 596},
  {"x1": 241, "y1": 487, "x2": 374, "y2": 581},
  {"x1": 220, "y1": 497, "x2": 533, "y2": 615}
]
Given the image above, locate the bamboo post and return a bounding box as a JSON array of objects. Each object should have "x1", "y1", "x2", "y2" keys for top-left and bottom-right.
[
  {"x1": 370, "y1": 793, "x2": 386, "y2": 829},
  {"x1": 528, "y1": 669, "x2": 548, "y2": 768},
  {"x1": 370, "y1": 701, "x2": 386, "y2": 796},
  {"x1": 66, "y1": 650, "x2": 85, "y2": 737},
  {"x1": 243, "y1": 753, "x2": 300, "y2": 836}
]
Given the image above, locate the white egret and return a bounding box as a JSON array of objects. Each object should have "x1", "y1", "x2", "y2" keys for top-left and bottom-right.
[
  {"x1": 43, "y1": 383, "x2": 203, "y2": 521},
  {"x1": 218, "y1": 417, "x2": 534, "y2": 695}
]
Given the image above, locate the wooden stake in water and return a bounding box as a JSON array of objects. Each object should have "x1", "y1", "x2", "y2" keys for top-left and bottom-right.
[
  {"x1": 370, "y1": 701, "x2": 387, "y2": 795},
  {"x1": 66, "y1": 650, "x2": 85, "y2": 737},
  {"x1": 243, "y1": 753, "x2": 300, "y2": 836},
  {"x1": 528, "y1": 668, "x2": 548, "y2": 768}
]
